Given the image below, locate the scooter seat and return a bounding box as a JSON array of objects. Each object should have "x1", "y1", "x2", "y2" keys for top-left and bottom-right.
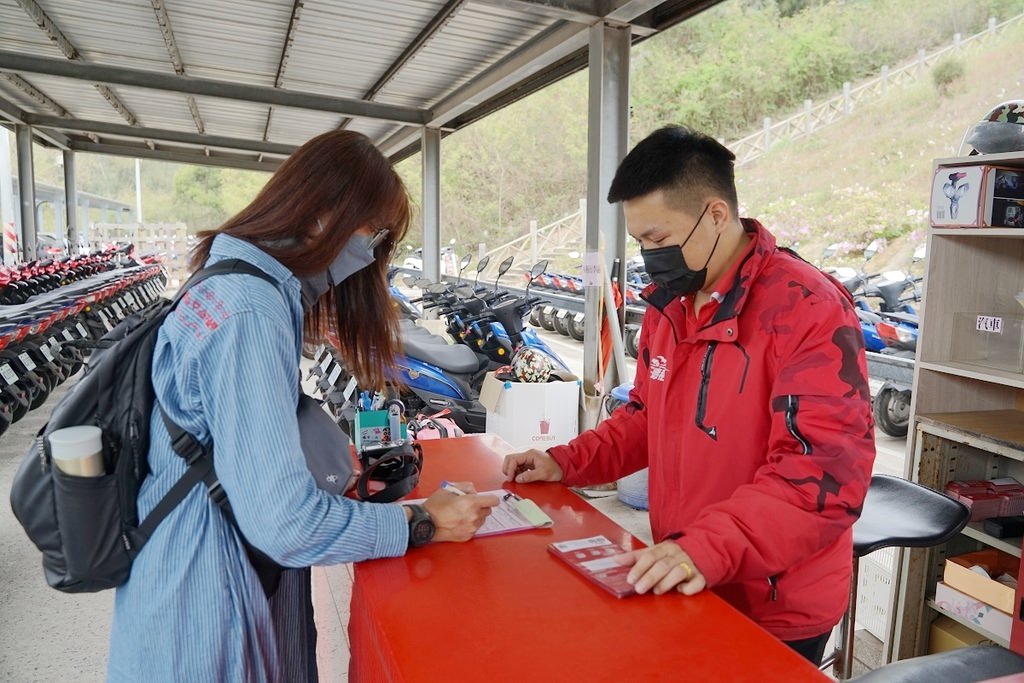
[
  {"x1": 401, "y1": 331, "x2": 480, "y2": 374},
  {"x1": 880, "y1": 311, "x2": 918, "y2": 325},
  {"x1": 398, "y1": 319, "x2": 449, "y2": 344}
]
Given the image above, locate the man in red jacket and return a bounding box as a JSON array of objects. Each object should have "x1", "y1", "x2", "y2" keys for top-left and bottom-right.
[{"x1": 502, "y1": 125, "x2": 875, "y2": 665}]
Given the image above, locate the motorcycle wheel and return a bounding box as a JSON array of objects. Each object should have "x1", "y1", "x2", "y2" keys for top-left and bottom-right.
[
  {"x1": 552, "y1": 310, "x2": 572, "y2": 337},
  {"x1": 624, "y1": 326, "x2": 640, "y2": 359},
  {"x1": 0, "y1": 397, "x2": 13, "y2": 436},
  {"x1": 529, "y1": 308, "x2": 542, "y2": 327},
  {"x1": 568, "y1": 315, "x2": 585, "y2": 342},
  {"x1": 8, "y1": 385, "x2": 30, "y2": 422},
  {"x1": 538, "y1": 308, "x2": 557, "y2": 332},
  {"x1": 873, "y1": 387, "x2": 910, "y2": 438}
]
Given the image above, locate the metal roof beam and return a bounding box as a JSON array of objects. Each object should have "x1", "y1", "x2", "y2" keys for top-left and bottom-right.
[
  {"x1": 23, "y1": 113, "x2": 295, "y2": 157},
  {"x1": 15, "y1": 0, "x2": 139, "y2": 125},
  {"x1": 0, "y1": 94, "x2": 70, "y2": 149},
  {"x1": 0, "y1": 51, "x2": 429, "y2": 125},
  {"x1": 264, "y1": 0, "x2": 305, "y2": 141},
  {"x1": 70, "y1": 141, "x2": 280, "y2": 173},
  {"x1": 471, "y1": 0, "x2": 655, "y2": 34},
  {"x1": 149, "y1": 0, "x2": 204, "y2": 134}
]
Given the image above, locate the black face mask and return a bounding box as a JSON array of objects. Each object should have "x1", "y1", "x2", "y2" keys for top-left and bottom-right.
[{"x1": 640, "y1": 204, "x2": 720, "y2": 298}]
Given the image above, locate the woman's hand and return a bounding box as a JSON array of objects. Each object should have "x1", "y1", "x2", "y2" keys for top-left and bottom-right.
[{"x1": 422, "y1": 482, "x2": 499, "y2": 542}]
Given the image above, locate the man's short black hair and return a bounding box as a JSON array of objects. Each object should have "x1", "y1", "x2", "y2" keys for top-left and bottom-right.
[{"x1": 607, "y1": 125, "x2": 738, "y2": 213}]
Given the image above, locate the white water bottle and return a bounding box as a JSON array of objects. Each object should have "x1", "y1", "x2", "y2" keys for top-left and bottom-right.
[{"x1": 48, "y1": 426, "x2": 105, "y2": 477}]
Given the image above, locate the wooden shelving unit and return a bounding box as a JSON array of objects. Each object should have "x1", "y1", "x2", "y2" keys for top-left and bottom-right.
[{"x1": 888, "y1": 152, "x2": 1024, "y2": 662}]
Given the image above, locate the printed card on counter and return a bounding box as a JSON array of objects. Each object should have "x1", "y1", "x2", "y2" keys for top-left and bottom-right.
[{"x1": 548, "y1": 535, "x2": 637, "y2": 598}]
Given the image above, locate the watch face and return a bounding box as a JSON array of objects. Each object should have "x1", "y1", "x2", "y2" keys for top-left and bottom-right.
[{"x1": 411, "y1": 517, "x2": 435, "y2": 546}]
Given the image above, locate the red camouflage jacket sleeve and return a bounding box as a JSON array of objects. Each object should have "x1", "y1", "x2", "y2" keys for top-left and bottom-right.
[
  {"x1": 546, "y1": 316, "x2": 654, "y2": 486},
  {"x1": 678, "y1": 295, "x2": 875, "y2": 587}
]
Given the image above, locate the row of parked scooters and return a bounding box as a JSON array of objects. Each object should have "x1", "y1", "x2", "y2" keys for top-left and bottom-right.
[
  {"x1": 308, "y1": 253, "x2": 570, "y2": 434},
  {"x1": 0, "y1": 252, "x2": 167, "y2": 437},
  {"x1": 0, "y1": 249, "x2": 129, "y2": 306}
]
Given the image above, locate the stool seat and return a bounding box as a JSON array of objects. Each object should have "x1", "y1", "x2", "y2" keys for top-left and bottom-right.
[
  {"x1": 853, "y1": 475, "x2": 969, "y2": 557},
  {"x1": 851, "y1": 645, "x2": 1024, "y2": 682}
]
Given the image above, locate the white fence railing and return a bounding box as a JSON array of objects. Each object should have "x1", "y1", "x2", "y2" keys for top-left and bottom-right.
[{"x1": 728, "y1": 13, "x2": 1024, "y2": 167}]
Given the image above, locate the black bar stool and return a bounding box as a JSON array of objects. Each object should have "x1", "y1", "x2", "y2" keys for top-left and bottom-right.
[
  {"x1": 821, "y1": 474, "x2": 970, "y2": 679},
  {"x1": 850, "y1": 645, "x2": 1024, "y2": 682}
]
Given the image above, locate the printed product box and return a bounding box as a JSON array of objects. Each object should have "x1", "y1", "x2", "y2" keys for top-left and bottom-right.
[
  {"x1": 479, "y1": 372, "x2": 580, "y2": 450},
  {"x1": 934, "y1": 581, "x2": 1012, "y2": 641},
  {"x1": 931, "y1": 165, "x2": 1024, "y2": 228},
  {"x1": 943, "y1": 549, "x2": 1019, "y2": 615}
]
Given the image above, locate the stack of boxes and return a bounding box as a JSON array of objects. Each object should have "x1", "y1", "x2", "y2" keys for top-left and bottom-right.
[
  {"x1": 945, "y1": 478, "x2": 1024, "y2": 521},
  {"x1": 932, "y1": 477, "x2": 1024, "y2": 650}
]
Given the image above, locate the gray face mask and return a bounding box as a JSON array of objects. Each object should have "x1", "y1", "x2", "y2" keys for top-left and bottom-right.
[{"x1": 299, "y1": 232, "x2": 377, "y2": 311}]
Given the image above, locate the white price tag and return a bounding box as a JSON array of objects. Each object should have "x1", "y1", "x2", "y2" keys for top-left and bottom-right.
[
  {"x1": 76, "y1": 322, "x2": 88, "y2": 337},
  {"x1": 40, "y1": 345, "x2": 54, "y2": 362},
  {"x1": 319, "y1": 354, "x2": 333, "y2": 372},
  {"x1": 313, "y1": 345, "x2": 327, "y2": 366},
  {"x1": 62, "y1": 329, "x2": 75, "y2": 342},
  {"x1": 111, "y1": 302, "x2": 125, "y2": 319},
  {"x1": 18, "y1": 352, "x2": 36, "y2": 372},
  {"x1": 48, "y1": 337, "x2": 61, "y2": 353},
  {"x1": 976, "y1": 316, "x2": 1004, "y2": 334},
  {"x1": 582, "y1": 251, "x2": 603, "y2": 288},
  {"x1": 328, "y1": 364, "x2": 342, "y2": 385},
  {"x1": 98, "y1": 311, "x2": 113, "y2": 332},
  {"x1": 125, "y1": 292, "x2": 138, "y2": 308},
  {"x1": 0, "y1": 364, "x2": 16, "y2": 385}
]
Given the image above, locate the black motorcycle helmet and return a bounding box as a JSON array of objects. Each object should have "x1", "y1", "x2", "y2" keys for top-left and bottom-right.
[{"x1": 964, "y1": 100, "x2": 1024, "y2": 154}]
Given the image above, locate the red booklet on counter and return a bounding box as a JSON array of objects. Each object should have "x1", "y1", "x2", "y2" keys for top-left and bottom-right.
[{"x1": 547, "y1": 535, "x2": 638, "y2": 598}]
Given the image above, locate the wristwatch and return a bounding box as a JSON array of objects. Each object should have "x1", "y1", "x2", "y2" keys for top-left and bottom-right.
[{"x1": 406, "y1": 504, "x2": 435, "y2": 548}]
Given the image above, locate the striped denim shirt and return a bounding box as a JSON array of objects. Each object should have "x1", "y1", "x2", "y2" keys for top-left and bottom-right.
[{"x1": 107, "y1": 234, "x2": 408, "y2": 681}]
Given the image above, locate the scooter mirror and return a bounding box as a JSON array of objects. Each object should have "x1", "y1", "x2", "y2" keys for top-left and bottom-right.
[
  {"x1": 426, "y1": 282, "x2": 448, "y2": 295},
  {"x1": 495, "y1": 256, "x2": 514, "y2": 290},
  {"x1": 476, "y1": 255, "x2": 490, "y2": 273},
  {"x1": 460, "y1": 253, "x2": 473, "y2": 270},
  {"x1": 455, "y1": 285, "x2": 476, "y2": 299},
  {"x1": 913, "y1": 244, "x2": 926, "y2": 262},
  {"x1": 403, "y1": 275, "x2": 419, "y2": 288},
  {"x1": 864, "y1": 240, "x2": 881, "y2": 261},
  {"x1": 530, "y1": 260, "x2": 548, "y2": 279}
]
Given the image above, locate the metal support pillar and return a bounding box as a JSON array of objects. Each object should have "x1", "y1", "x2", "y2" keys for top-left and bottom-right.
[
  {"x1": 15, "y1": 124, "x2": 37, "y2": 260},
  {"x1": 80, "y1": 199, "x2": 90, "y2": 247},
  {"x1": 54, "y1": 201, "x2": 63, "y2": 235},
  {"x1": 63, "y1": 149, "x2": 78, "y2": 247},
  {"x1": 0, "y1": 129, "x2": 14, "y2": 265},
  {"x1": 583, "y1": 23, "x2": 630, "y2": 400},
  {"x1": 421, "y1": 127, "x2": 442, "y2": 281}
]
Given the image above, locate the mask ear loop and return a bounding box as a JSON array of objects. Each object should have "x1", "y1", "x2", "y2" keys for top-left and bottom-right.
[{"x1": 701, "y1": 232, "x2": 722, "y2": 270}]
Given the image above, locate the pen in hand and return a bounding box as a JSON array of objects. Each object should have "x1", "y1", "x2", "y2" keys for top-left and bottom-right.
[{"x1": 441, "y1": 480, "x2": 467, "y2": 496}]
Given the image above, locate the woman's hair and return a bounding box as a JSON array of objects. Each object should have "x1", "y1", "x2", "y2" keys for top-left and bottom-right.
[{"x1": 190, "y1": 130, "x2": 410, "y2": 390}]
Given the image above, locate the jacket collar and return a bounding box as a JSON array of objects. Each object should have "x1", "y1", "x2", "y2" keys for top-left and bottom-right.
[
  {"x1": 208, "y1": 233, "x2": 298, "y2": 290},
  {"x1": 640, "y1": 218, "x2": 777, "y2": 341}
]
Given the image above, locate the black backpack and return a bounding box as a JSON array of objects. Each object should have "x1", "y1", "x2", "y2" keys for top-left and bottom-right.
[{"x1": 9, "y1": 259, "x2": 287, "y2": 595}]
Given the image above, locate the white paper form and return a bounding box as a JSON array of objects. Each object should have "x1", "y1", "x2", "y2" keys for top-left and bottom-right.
[{"x1": 404, "y1": 489, "x2": 553, "y2": 537}]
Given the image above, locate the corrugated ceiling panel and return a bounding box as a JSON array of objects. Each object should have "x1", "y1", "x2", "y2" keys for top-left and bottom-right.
[
  {"x1": 279, "y1": 0, "x2": 448, "y2": 98},
  {"x1": 160, "y1": 0, "x2": 294, "y2": 86},
  {"x1": 9, "y1": 73, "x2": 132, "y2": 121},
  {"x1": 344, "y1": 118, "x2": 400, "y2": 143},
  {"x1": 265, "y1": 105, "x2": 344, "y2": 146},
  {"x1": 33, "y1": 0, "x2": 177, "y2": 74},
  {"x1": 99, "y1": 87, "x2": 198, "y2": 132},
  {"x1": 376, "y1": 3, "x2": 551, "y2": 107},
  {"x1": 0, "y1": 1, "x2": 67, "y2": 57},
  {"x1": 192, "y1": 96, "x2": 274, "y2": 141}
]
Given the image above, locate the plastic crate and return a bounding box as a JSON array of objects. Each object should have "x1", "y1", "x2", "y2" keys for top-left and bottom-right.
[{"x1": 858, "y1": 547, "x2": 896, "y2": 641}]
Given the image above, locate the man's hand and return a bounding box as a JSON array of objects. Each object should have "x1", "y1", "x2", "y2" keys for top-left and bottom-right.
[
  {"x1": 422, "y1": 482, "x2": 499, "y2": 542},
  {"x1": 615, "y1": 541, "x2": 707, "y2": 596},
  {"x1": 501, "y1": 449, "x2": 564, "y2": 484}
]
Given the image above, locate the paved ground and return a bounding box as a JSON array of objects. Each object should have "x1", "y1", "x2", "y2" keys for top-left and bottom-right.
[{"x1": 0, "y1": 328, "x2": 907, "y2": 681}]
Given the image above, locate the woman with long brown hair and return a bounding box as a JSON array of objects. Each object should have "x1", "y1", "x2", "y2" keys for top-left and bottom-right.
[{"x1": 106, "y1": 131, "x2": 497, "y2": 682}]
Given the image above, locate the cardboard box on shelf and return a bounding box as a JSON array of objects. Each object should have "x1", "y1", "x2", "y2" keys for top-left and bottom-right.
[
  {"x1": 928, "y1": 615, "x2": 996, "y2": 654},
  {"x1": 943, "y1": 549, "x2": 1019, "y2": 615},
  {"x1": 479, "y1": 372, "x2": 581, "y2": 451},
  {"x1": 934, "y1": 581, "x2": 1012, "y2": 642}
]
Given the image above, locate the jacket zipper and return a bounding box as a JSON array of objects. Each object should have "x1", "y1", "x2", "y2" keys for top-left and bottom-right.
[
  {"x1": 695, "y1": 342, "x2": 718, "y2": 440},
  {"x1": 768, "y1": 575, "x2": 779, "y2": 602},
  {"x1": 785, "y1": 395, "x2": 811, "y2": 454}
]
